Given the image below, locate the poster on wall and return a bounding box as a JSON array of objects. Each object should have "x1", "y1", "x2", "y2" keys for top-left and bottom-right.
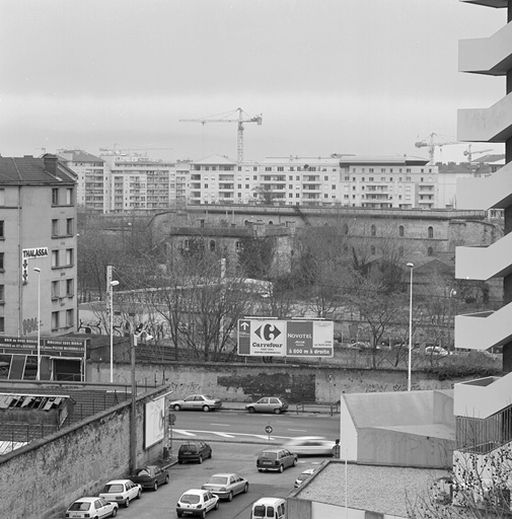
[{"x1": 144, "y1": 396, "x2": 165, "y2": 449}]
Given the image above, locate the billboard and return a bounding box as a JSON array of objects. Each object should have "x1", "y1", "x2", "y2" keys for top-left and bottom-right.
[
  {"x1": 238, "y1": 319, "x2": 333, "y2": 357},
  {"x1": 144, "y1": 396, "x2": 166, "y2": 449}
]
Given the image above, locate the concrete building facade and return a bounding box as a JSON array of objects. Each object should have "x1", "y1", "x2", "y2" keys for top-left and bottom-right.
[{"x1": 0, "y1": 155, "x2": 78, "y2": 338}]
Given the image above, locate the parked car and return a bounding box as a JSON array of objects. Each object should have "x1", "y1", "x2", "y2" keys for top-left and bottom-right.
[
  {"x1": 64, "y1": 497, "x2": 118, "y2": 518},
  {"x1": 170, "y1": 394, "x2": 222, "y2": 412},
  {"x1": 294, "y1": 467, "x2": 316, "y2": 488},
  {"x1": 201, "y1": 472, "x2": 249, "y2": 501},
  {"x1": 251, "y1": 497, "x2": 286, "y2": 519},
  {"x1": 425, "y1": 345, "x2": 449, "y2": 357},
  {"x1": 256, "y1": 448, "x2": 297, "y2": 473},
  {"x1": 283, "y1": 436, "x2": 335, "y2": 457},
  {"x1": 99, "y1": 479, "x2": 141, "y2": 508},
  {"x1": 178, "y1": 440, "x2": 212, "y2": 464},
  {"x1": 129, "y1": 465, "x2": 169, "y2": 491},
  {"x1": 176, "y1": 488, "x2": 219, "y2": 518},
  {"x1": 245, "y1": 397, "x2": 288, "y2": 414}
]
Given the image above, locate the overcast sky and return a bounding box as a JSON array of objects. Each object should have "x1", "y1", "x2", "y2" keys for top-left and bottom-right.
[{"x1": 0, "y1": 0, "x2": 506, "y2": 163}]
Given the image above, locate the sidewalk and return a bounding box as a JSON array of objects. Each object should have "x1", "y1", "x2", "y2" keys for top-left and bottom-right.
[{"x1": 220, "y1": 401, "x2": 339, "y2": 416}]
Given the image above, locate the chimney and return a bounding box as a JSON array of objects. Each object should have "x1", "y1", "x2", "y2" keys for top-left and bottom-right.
[{"x1": 43, "y1": 154, "x2": 58, "y2": 175}]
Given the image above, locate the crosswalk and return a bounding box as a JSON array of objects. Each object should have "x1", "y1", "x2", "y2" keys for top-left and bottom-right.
[{"x1": 173, "y1": 429, "x2": 293, "y2": 442}]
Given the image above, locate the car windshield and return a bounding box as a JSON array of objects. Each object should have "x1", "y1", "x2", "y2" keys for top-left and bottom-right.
[
  {"x1": 208, "y1": 476, "x2": 228, "y2": 485},
  {"x1": 135, "y1": 468, "x2": 151, "y2": 477},
  {"x1": 260, "y1": 451, "x2": 277, "y2": 459},
  {"x1": 102, "y1": 483, "x2": 124, "y2": 493},
  {"x1": 68, "y1": 502, "x2": 91, "y2": 511},
  {"x1": 181, "y1": 494, "x2": 201, "y2": 504}
]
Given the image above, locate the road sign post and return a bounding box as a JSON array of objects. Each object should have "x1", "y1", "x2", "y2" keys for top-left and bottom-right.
[{"x1": 265, "y1": 424, "x2": 273, "y2": 441}]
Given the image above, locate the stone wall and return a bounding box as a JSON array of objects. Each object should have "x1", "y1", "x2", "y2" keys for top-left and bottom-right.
[
  {"x1": 0, "y1": 386, "x2": 168, "y2": 519},
  {"x1": 88, "y1": 361, "x2": 470, "y2": 403}
]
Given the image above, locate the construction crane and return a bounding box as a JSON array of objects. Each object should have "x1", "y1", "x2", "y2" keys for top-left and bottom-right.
[
  {"x1": 414, "y1": 133, "x2": 459, "y2": 164},
  {"x1": 463, "y1": 144, "x2": 494, "y2": 163},
  {"x1": 180, "y1": 107, "x2": 262, "y2": 163}
]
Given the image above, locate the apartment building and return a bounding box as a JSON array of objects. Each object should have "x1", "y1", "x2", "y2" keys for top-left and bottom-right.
[
  {"x1": 452, "y1": 0, "x2": 512, "y2": 509},
  {"x1": 0, "y1": 155, "x2": 78, "y2": 339},
  {"x1": 58, "y1": 150, "x2": 108, "y2": 213}
]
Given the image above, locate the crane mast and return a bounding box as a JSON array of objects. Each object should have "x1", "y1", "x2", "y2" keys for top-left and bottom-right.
[{"x1": 180, "y1": 107, "x2": 262, "y2": 163}]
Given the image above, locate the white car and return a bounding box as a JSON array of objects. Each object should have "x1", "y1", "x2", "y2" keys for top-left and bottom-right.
[
  {"x1": 176, "y1": 488, "x2": 219, "y2": 518},
  {"x1": 170, "y1": 394, "x2": 222, "y2": 412},
  {"x1": 64, "y1": 497, "x2": 118, "y2": 518},
  {"x1": 283, "y1": 436, "x2": 335, "y2": 456},
  {"x1": 99, "y1": 479, "x2": 141, "y2": 508}
]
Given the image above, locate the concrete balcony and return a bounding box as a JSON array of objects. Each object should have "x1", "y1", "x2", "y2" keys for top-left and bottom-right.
[
  {"x1": 456, "y1": 161, "x2": 512, "y2": 209},
  {"x1": 456, "y1": 231, "x2": 512, "y2": 280},
  {"x1": 459, "y1": 21, "x2": 512, "y2": 75},
  {"x1": 455, "y1": 305, "x2": 512, "y2": 351},
  {"x1": 458, "y1": 92, "x2": 512, "y2": 142},
  {"x1": 454, "y1": 373, "x2": 512, "y2": 419}
]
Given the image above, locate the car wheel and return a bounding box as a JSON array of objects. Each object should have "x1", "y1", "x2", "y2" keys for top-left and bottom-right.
[
  {"x1": 278, "y1": 464, "x2": 284, "y2": 473},
  {"x1": 202, "y1": 405, "x2": 210, "y2": 412},
  {"x1": 137, "y1": 489, "x2": 141, "y2": 499},
  {"x1": 178, "y1": 459, "x2": 183, "y2": 464},
  {"x1": 173, "y1": 404, "x2": 181, "y2": 411},
  {"x1": 111, "y1": 510, "x2": 117, "y2": 518},
  {"x1": 165, "y1": 474, "x2": 170, "y2": 484},
  {"x1": 201, "y1": 510, "x2": 206, "y2": 519},
  {"x1": 125, "y1": 498, "x2": 130, "y2": 508},
  {"x1": 209, "y1": 450, "x2": 212, "y2": 459},
  {"x1": 273, "y1": 408, "x2": 281, "y2": 414},
  {"x1": 198, "y1": 455, "x2": 203, "y2": 464},
  {"x1": 247, "y1": 407, "x2": 255, "y2": 413},
  {"x1": 257, "y1": 468, "x2": 263, "y2": 472},
  {"x1": 227, "y1": 492, "x2": 233, "y2": 502},
  {"x1": 243, "y1": 483, "x2": 249, "y2": 493},
  {"x1": 153, "y1": 481, "x2": 158, "y2": 491},
  {"x1": 177, "y1": 512, "x2": 183, "y2": 518},
  {"x1": 292, "y1": 458, "x2": 297, "y2": 466}
]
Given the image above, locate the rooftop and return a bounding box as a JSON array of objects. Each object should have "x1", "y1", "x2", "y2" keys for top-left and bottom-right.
[{"x1": 0, "y1": 156, "x2": 76, "y2": 185}]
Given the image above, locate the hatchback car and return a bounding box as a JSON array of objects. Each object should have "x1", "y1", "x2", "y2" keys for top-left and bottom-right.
[
  {"x1": 64, "y1": 497, "x2": 118, "y2": 518},
  {"x1": 294, "y1": 467, "x2": 316, "y2": 488},
  {"x1": 256, "y1": 448, "x2": 297, "y2": 473},
  {"x1": 201, "y1": 473, "x2": 249, "y2": 501},
  {"x1": 170, "y1": 394, "x2": 222, "y2": 412},
  {"x1": 129, "y1": 465, "x2": 169, "y2": 491},
  {"x1": 245, "y1": 397, "x2": 288, "y2": 414},
  {"x1": 176, "y1": 488, "x2": 219, "y2": 518},
  {"x1": 99, "y1": 479, "x2": 141, "y2": 508},
  {"x1": 178, "y1": 441, "x2": 212, "y2": 464},
  {"x1": 425, "y1": 345, "x2": 449, "y2": 356},
  {"x1": 283, "y1": 436, "x2": 335, "y2": 456}
]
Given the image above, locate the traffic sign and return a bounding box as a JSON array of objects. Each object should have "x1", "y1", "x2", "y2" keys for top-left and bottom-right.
[
  {"x1": 237, "y1": 319, "x2": 333, "y2": 357},
  {"x1": 265, "y1": 425, "x2": 273, "y2": 435}
]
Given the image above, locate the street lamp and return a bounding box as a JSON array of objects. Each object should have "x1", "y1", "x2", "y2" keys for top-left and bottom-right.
[
  {"x1": 34, "y1": 268, "x2": 41, "y2": 381},
  {"x1": 406, "y1": 262, "x2": 414, "y2": 391},
  {"x1": 109, "y1": 280, "x2": 119, "y2": 383}
]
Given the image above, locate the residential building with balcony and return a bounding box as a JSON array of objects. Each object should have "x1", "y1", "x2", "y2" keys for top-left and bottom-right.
[{"x1": 0, "y1": 155, "x2": 78, "y2": 341}]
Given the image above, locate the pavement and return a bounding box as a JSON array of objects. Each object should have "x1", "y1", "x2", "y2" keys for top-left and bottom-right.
[{"x1": 218, "y1": 401, "x2": 340, "y2": 416}]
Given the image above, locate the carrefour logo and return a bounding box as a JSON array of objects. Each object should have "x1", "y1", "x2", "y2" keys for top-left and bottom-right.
[{"x1": 254, "y1": 323, "x2": 282, "y2": 341}]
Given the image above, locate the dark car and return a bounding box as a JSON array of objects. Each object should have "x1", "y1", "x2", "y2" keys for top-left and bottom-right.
[
  {"x1": 129, "y1": 465, "x2": 169, "y2": 491},
  {"x1": 178, "y1": 441, "x2": 212, "y2": 464},
  {"x1": 256, "y1": 448, "x2": 297, "y2": 473}
]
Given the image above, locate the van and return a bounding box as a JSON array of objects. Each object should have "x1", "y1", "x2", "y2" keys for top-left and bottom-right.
[{"x1": 251, "y1": 497, "x2": 286, "y2": 519}]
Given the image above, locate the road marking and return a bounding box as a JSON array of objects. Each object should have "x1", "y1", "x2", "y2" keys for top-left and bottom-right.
[
  {"x1": 288, "y1": 429, "x2": 307, "y2": 432},
  {"x1": 210, "y1": 423, "x2": 231, "y2": 427},
  {"x1": 212, "y1": 432, "x2": 235, "y2": 438},
  {"x1": 174, "y1": 429, "x2": 196, "y2": 436}
]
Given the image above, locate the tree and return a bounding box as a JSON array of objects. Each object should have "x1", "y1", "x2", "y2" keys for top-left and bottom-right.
[{"x1": 238, "y1": 236, "x2": 275, "y2": 279}]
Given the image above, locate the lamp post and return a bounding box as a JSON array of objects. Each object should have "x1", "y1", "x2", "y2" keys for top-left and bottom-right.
[
  {"x1": 406, "y1": 262, "x2": 414, "y2": 391},
  {"x1": 34, "y1": 267, "x2": 41, "y2": 381},
  {"x1": 109, "y1": 280, "x2": 119, "y2": 383}
]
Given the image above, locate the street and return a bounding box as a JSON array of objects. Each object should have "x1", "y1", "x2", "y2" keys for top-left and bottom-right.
[{"x1": 118, "y1": 442, "x2": 325, "y2": 519}]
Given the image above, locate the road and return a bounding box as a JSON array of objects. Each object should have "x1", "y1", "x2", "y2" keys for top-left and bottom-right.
[
  {"x1": 170, "y1": 409, "x2": 340, "y2": 446},
  {"x1": 119, "y1": 442, "x2": 326, "y2": 519}
]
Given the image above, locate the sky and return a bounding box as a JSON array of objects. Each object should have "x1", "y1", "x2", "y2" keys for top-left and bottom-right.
[{"x1": 0, "y1": 0, "x2": 507, "y2": 164}]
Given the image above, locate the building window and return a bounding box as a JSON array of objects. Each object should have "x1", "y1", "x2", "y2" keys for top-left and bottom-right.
[
  {"x1": 428, "y1": 226, "x2": 434, "y2": 239},
  {"x1": 66, "y1": 188, "x2": 73, "y2": 205},
  {"x1": 65, "y1": 249, "x2": 73, "y2": 266},
  {"x1": 0, "y1": 220, "x2": 4, "y2": 239},
  {"x1": 370, "y1": 245, "x2": 376, "y2": 255},
  {"x1": 371, "y1": 225, "x2": 376, "y2": 236},
  {"x1": 235, "y1": 241, "x2": 241, "y2": 251},
  {"x1": 0, "y1": 317, "x2": 4, "y2": 332},
  {"x1": 0, "y1": 284, "x2": 4, "y2": 302},
  {"x1": 51, "y1": 311, "x2": 59, "y2": 331},
  {"x1": 0, "y1": 252, "x2": 3, "y2": 270},
  {"x1": 51, "y1": 250, "x2": 59, "y2": 268},
  {"x1": 66, "y1": 218, "x2": 73, "y2": 235},
  {"x1": 427, "y1": 246, "x2": 433, "y2": 256},
  {"x1": 398, "y1": 225, "x2": 404, "y2": 237},
  {"x1": 0, "y1": 188, "x2": 4, "y2": 206},
  {"x1": 52, "y1": 188, "x2": 59, "y2": 205},
  {"x1": 51, "y1": 280, "x2": 60, "y2": 299},
  {"x1": 209, "y1": 240, "x2": 216, "y2": 252},
  {"x1": 66, "y1": 308, "x2": 74, "y2": 327},
  {"x1": 51, "y1": 219, "x2": 59, "y2": 237},
  {"x1": 66, "y1": 279, "x2": 74, "y2": 297},
  {"x1": 343, "y1": 224, "x2": 349, "y2": 235}
]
